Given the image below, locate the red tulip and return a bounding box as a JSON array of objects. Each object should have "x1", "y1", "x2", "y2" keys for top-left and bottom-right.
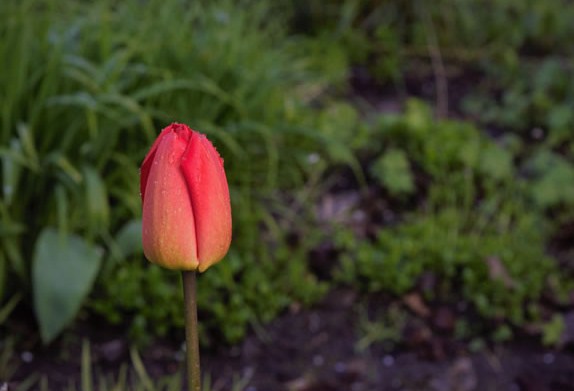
[{"x1": 140, "y1": 123, "x2": 232, "y2": 271}]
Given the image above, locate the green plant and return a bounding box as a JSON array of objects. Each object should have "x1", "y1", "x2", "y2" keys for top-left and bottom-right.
[
  {"x1": 336, "y1": 205, "x2": 555, "y2": 326},
  {"x1": 33, "y1": 229, "x2": 103, "y2": 343},
  {"x1": 464, "y1": 58, "x2": 574, "y2": 147},
  {"x1": 335, "y1": 101, "x2": 566, "y2": 337},
  {"x1": 90, "y1": 262, "x2": 184, "y2": 344},
  {"x1": 370, "y1": 149, "x2": 415, "y2": 197},
  {"x1": 0, "y1": 0, "x2": 347, "y2": 343},
  {"x1": 542, "y1": 314, "x2": 565, "y2": 347},
  {"x1": 523, "y1": 150, "x2": 574, "y2": 211},
  {"x1": 92, "y1": 229, "x2": 327, "y2": 345},
  {"x1": 355, "y1": 304, "x2": 406, "y2": 352}
]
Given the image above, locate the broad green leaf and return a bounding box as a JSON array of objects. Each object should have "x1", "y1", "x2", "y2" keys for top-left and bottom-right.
[
  {"x1": 33, "y1": 228, "x2": 102, "y2": 343},
  {"x1": 115, "y1": 219, "x2": 143, "y2": 258}
]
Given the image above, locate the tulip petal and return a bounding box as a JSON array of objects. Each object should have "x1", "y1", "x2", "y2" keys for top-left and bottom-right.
[
  {"x1": 142, "y1": 129, "x2": 199, "y2": 270},
  {"x1": 140, "y1": 127, "x2": 172, "y2": 203},
  {"x1": 181, "y1": 132, "x2": 232, "y2": 272}
]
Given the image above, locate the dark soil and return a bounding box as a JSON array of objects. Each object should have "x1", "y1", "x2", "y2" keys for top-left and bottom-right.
[{"x1": 7, "y1": 289, "x2": 574, "y2": 391}]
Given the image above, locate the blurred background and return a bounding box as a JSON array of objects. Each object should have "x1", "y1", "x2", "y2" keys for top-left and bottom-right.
[{"x1": 1, "y1": 0, "x2": 574, "y2": 389}]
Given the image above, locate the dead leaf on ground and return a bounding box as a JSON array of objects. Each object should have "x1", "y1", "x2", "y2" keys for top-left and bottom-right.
[{"x1": 403, "y1": 292, "x2": 431, "y2": 318}]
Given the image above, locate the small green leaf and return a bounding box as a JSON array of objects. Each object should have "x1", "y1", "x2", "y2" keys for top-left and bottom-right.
[
  {"x1": 542, "y1": 314, "x2": 565, "y2": 347},
  {"x1": 525, "y1": 151, "x2": 574, "y2": 208},
  {"x1": 33, "y1": 228, "x2": 103, "y2": 344},
  {"x1": 371, "y1": 149, "x2": 415, "y2": 196},
  {"x1": 479, "y1": 144, "x2": 513, "y2": 180},
  {"x1": 405, "y1": 99, "x2": 433, "y2": 135}
]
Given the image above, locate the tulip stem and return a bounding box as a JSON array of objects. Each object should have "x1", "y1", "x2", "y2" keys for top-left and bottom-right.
[{"x1": 182, "y1": 270, "x2": 201, "y2": 391}]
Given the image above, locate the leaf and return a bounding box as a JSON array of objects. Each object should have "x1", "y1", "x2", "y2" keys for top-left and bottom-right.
[
  {"x1": 405, "y1": 99, "x2": 433, "y2": 136},
  {"x1": 33, "y1": 228, "x2": 103, "y2": 344},
  {"x1": 371, "y1": 149, "x2": 415, "y2": 196},
  {"x1": 1, "y1": 139, "x2": 24, "y2": 204},
  {"x1": 83, "y1": 166, "x2": 110, "y2": 234},
  {"x1": 542, "y1": 314, "x2": 565, "y2": 347},
  {"x1": 318, "y1": 102, "x2": 359, "y2": 145},
  {"x1": 115, "y1": 219, "x2": 143, "y2": 258},
  {"x1": 547, "y1": 105, "x2": 572, "y2": 140},
  {"x1": 0, "y1": 294, "x2": 21, "y2": 325},
  {"x1": 479, "y1": 144, "x2": 513, "y2": 180},
  {"x1": 402, "y1": 292, "x2": 430, "y2": 318},
  {"x1": 524, "y1": 151, "x2": 574, "y2": 208}
]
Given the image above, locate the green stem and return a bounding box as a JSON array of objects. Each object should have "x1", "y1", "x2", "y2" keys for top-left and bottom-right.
[{"x1": 182, "y1": 270, "x2": 201, "y2": 391}]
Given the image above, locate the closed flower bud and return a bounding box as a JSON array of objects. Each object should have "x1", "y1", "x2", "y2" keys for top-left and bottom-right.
[{"x1": 140, "y1": 123, "x2": 232, "y2": 271}]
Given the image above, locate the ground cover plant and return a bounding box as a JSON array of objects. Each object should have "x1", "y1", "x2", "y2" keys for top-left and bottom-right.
[
  {"x1": 1, "y1": 0, "x2": 340, "y2": 346},
  {"x1": 1, "y1": 0, "x2": 574, "y2": 389}
]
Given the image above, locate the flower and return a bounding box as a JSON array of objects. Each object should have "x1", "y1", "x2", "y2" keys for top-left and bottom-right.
[{"x1": 140, "y1": 123, "x2": 232, "y2": 271}]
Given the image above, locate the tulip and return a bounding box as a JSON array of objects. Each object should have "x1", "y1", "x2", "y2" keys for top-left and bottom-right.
[{"x1": 140, "y1": 123, "x2": 232, "y2": 272}]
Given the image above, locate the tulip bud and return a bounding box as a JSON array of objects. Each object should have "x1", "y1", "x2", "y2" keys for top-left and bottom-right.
[{"x1": 140, "y1": 123, "x2": 232, "y2": 272}]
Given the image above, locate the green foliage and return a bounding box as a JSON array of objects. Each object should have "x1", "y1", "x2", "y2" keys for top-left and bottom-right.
[
  {"x1": 298, "y1": 0, "x2": 574, "y2": 164},
  {"x1": 91, "y1": 231, "x2": 326, "y2": 345},
  {"x1": 355, "y1": 304, "x2": 406, "y2": 352},
  {"x1": 542, "y1": 314, "x2": 565, "y2": 347},
  {"x1": 292, "y1": 0, "x2": 574, "y2": 344},
  {"x1": 371, "y1": 100, "x2": 516, "y2": 205},
  {"x1": 336, "y1": 206, "x2": 555, "y2": 325},
  {"x1": 198, "y1": 243, "x2": 326, "y2": 344},
  {"x1": 0, "y1": 0, "x2": 344, "y2": 343},
  {"x1": 336, "y1": 100, "x2": 564, "y2": 332},
  {"x1": 464, "y1": 58, "x2": 574, "y2": 149},
  {"x1": 2, "y1": 0, "x2": 574, "y2": 352},
  {"x1": 370, "y1": 149, "x2": 415, "y2": 197},
  {"x1": 33, "y1": 228, "x2": 103, "y2": 344},
  {"x1": 523, "y1": 150, "x2": 574, "y2": 210},
  {"x1": 90, "y1": 263, "x2": 183, "y2": 344}
]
